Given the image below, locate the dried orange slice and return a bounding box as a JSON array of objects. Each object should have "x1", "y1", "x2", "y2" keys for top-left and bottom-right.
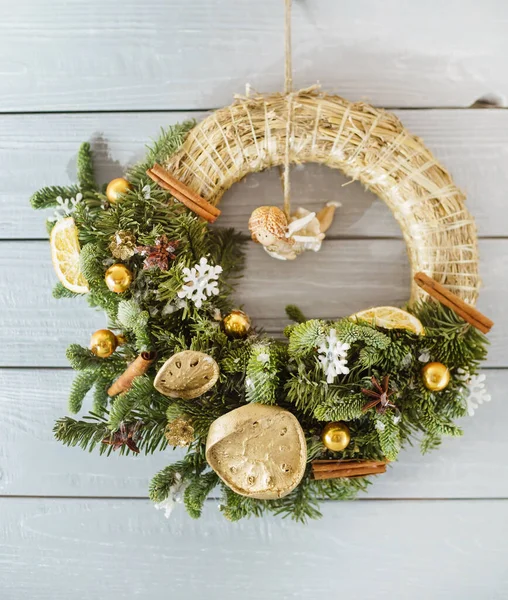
[
  {"x1": 350, "y1": 306, "x2": 424, "y2": 335},
  {"x1": 50, "y1": 217, "x2": 89, "y2": 294}
]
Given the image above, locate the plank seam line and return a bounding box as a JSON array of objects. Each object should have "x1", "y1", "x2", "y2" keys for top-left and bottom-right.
[
  {"x1": 0, "y1": 496, "x2": 507, "y2": 502},
  {"x1": 2, "y1": 236, "x2": 508, "y2": 243},
  {"x1": 0, "y1": 107, "x2": 506, "y2": 117}
]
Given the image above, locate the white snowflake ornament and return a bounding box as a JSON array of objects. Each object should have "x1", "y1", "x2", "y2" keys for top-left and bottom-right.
[
  {"x1": 49, "y1": 192, "x2": 83, "y2": 222},
  {"x1": 317, "y1": 328, "x2": 350, "y2": 383},
  {"x1": 177, "y1": 257, "x2": 223, "y2": 309},
  {"x1": 457, "y1": 368, "x2": 492, "y2": 416},
  {"x1": 154, "y1": 473, "x2": 187, "y2": 519},
  {"x1": 142, "y1": 184, "x2": 151, "y2": 200}
]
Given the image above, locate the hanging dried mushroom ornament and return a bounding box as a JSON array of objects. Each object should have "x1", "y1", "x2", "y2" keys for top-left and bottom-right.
[
  {"x1": 154, "y1": 350, "x2": 220, "y2": 399},
  {"x1": 206, "y1": 404, "x2": 307, "y2": 499}
]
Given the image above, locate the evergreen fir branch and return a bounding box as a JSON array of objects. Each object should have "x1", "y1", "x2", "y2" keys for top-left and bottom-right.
[
  {"x1": 149, "y1": 451, "x2": 206, "y2": 503},
  {"x1": 375, "y1": 411, "x2": 401, "y2": 461},
  {"x1": 285, "y1": 375, "x2": 325, "y2": 415},
  {"x1": 92, "y1": 373, "x2": 113, "y2": 415},
  {"x1": 128, "y1": 121, "x2": 195, "y2": 184},
  {"x1": 116, "y1": 299, "x2": 151, "y2": 351},
  {"x1": 68, "y1": 370, "x2": 98, "y2": 414},
  {"x1": 314, "y1": 391, "x2": 366, "y2": 421},
  {"x1": 334, "y1": 318, "x2": 391, "y2": 350},
  {"x1": 76, "y1": 142, "x2": 96, "y2": 191},
  {"x1": 80, "y1": 243, "x2": 107, "y2": 285},
  {"x1": 306, "y1": 435, "x2": 325, "y2": 461},
  {"x1": 108, "y1": 375, "x2": 154, "y2": 431},
  {"x1": 245, "y1": 343, "x2": 283, "y2": 404},
  {"x1": 53, "y1": 282, "x2": 79, "y2": 299},
  {"x1": 312, "y1": 476, "x2": 370, "y2": 501},
  {"x1": 30, "y1": 185, "x2": 81, "y2": 209},
  {"x1": 285, "y1": 304, "x2": 307, "y2": 324},
  {"x1": 288, "y1": 319, "x2": 325, "y2": 358},
  {"x1": 270, "y1": 474, "x2": 321, "y2": 522},
  {"x1": 184, "y1": 471, "x2": 219, "y2": 519},
  {"x1": 54, "y1": 416, "x2": 110, "y2": 452},
  {"x1": 220, "y1": 486, "x2": 265, "y2": 521},
  {"x1": 66, "y1": 344, "x2": 125, "y2": 371},
  {"x1": 420, "y1": 431, "x2": 442, "y2": 454}
]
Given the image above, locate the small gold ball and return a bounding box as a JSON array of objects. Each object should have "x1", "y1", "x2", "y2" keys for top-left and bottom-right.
[
  {"x1": 321, "y1": 422, "x2": 351, "y2": 452},
  {"x1": 223, "y1": 310, "x2": 251, "y2": 338},
  {"x1": 115, "y1": 333, "x2": 127, "y2": 346},
  {"x1": 106, "y1": 178, "x2": 131, "y2": 204},
  {"x1": 421, "y1": 362, "x2": 450, "y2": 391},
  {"x1": 90, "y1": 329, "x2": 118, "y2": 358},
  {"x1": 105, "y1": 263, "x2": 133, "y2": 293}
]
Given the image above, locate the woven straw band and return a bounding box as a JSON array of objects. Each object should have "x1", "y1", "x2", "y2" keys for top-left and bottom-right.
[{"x1": 164, "y1": 89, "x2": 480, "y2": 305}]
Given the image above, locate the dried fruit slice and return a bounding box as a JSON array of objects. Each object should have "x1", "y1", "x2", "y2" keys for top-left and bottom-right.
[
  {"x1": 206, "y1": 404, "x2": 307, "y2": 500},
  {"x1": 154, "y1": 351, "x2": 219, "y2": 399},
  {"x1": 50, "y1": 217, "x2": 89, "y2": 293},
  {"x1": 351, "y1": 306, "x2": 424, "y2": 335}
]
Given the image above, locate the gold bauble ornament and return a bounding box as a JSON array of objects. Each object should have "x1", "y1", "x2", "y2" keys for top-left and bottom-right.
[
  {"x1": 105, "y1": 263, "x2": 133, "y2": 293},
  {"x1": 106, "y1": 177, "x2": 132, "y2": 204},
  {"x1": 421, "y1": 362, "x2": 450, "y2": 391},
  {"x1": 90, "y1": 329, "x2": 118, "y2": 358},
  {"x1": 321, "y1": 422, "x2": 351, "y2": 452},
  {"x1": 223, "y1": 310, "x2": 251, "y2": 338}
]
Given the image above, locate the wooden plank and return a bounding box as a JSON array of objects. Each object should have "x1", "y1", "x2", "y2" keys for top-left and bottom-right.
[
  {"x1": 1, "y1": 0, "x2": 507, "y2": 112},
  {"x1": 2, "y1": 109, "x2": 508, "y2": 240},
  {"x1": 0, "y1": 497, "x2": 507, "y2": 599},
  {"x1": 0, "y1": 368, "x2": 504, "y2": 499},
  {"x1": 0, "y1": 239, "x2": 503, "y2": 367}
]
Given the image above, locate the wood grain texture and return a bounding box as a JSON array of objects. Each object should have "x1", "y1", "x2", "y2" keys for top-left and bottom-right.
[
  {"x1": 0, "y1": 368, "x2": 504, "y2": 499},
  {"x1": 1, "y1": 0, "x2": 507, "y2": 111},
  {"x1": 3, "y1": 109, "x2": 508, "y2": 239},
  {"x1": 1, "y1": 497, "x2": 507, "y2": 599},
  {"x1": 0, "y1": 239, "x2": 504, "y2": 367}
]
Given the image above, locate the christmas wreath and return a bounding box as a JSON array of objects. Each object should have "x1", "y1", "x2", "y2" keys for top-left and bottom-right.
[{"x1": 30, "y1": 90, "x2": 493, "y2": 521}]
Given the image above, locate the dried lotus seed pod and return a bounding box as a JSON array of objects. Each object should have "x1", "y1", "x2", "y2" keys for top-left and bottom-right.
[
  {"x1": 154, "y1": 350, "x2": 219, "y2": 399},
  {"x1": 206, "y1": 404, "x2": 307, "y2": 499}
]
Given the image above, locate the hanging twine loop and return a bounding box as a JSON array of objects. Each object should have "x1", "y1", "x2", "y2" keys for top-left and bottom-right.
[{"x1": 282, "y1": 0, "x2": 293, "y2": 218}]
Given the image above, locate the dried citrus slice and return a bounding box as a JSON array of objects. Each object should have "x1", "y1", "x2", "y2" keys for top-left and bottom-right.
[
  {"x1": 50, "y1": 217, "x2": 89, "y2": 293},
  {"x1": 350, "y1": 306, "x2": 424, "y2": 335}
]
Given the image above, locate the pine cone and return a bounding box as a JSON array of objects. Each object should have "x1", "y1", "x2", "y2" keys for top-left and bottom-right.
[
  {"x1": 165, "y1": 417, "x2": 194, "y2": 447},
  {"x1": 109, "y1": 230, "x2": 137, "y2": 260}
]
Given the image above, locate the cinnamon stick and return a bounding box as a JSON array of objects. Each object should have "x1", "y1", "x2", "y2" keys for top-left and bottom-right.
[
  {"x1": 147, "y1": 163, "x2": 221, "y2": 223},
  {"x1": 414, "y1": 272, "x2": 493, "y2": 334},
  {"x1": 107, "y1": 351, "x2": 156, "y2": 397},
  {"x1": 311, "y1": 459, "x2": 388, "y2": 480},
  {"x1": 150, "y1": 164, "x2": 221, "y2": 217},
  {"x1": 146, "y1": 169, "x2": 217, "y2": 223}
]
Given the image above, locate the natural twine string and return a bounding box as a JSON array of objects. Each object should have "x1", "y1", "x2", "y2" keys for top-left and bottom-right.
[{"x1": 282, "y1": 0, "x2": 293, "y2": 217}]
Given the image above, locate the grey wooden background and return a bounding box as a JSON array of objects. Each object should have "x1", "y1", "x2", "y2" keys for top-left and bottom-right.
[{"x1": 1, "y1": 1, "x2": 507, "y2": 598}]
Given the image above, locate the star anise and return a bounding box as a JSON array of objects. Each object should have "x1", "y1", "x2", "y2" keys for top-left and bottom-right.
[
  {"x1": 102, "y1": 421, "x2": 141, "y2": 453},
  {"x1": 135, "y1": 234, "x2": 179, "y2": 270},
  {"x1": 361, "y1": 376, "x2": 397, "y2": 414}
]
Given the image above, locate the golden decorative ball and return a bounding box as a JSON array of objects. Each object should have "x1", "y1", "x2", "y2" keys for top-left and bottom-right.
[
  {"x1": 321, "y1": 422, "x2": 351, "y2": 452},
  {"x1": 421, "y1": 362, "x2": 450, "y2": 391},
  {"x1": 223, "y1": 310, "x2": 251, "y2": 338},
  {"x1": 90, "y1": 329, "x2": 118, "y2": 358},
  {"x1": 106, "y1": 177, "x2": 132, "y2": 204},
  {"x1": 105, "y1": 263, "x2": 133, "y2": 293}
]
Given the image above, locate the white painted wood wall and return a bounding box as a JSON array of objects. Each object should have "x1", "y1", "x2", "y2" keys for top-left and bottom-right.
[{"x1": 1, "y1": 1, "x2": 507, "y2": 597}]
